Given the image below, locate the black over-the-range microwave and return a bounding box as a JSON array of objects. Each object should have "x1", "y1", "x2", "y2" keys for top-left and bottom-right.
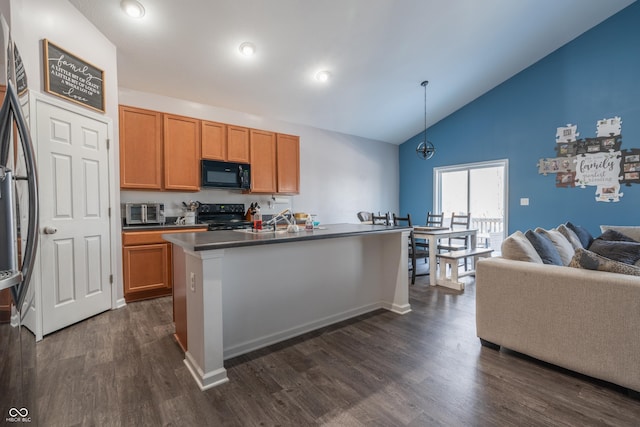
[{"x1": 201, "y1": 160, "x2": 251, "y2": 190}]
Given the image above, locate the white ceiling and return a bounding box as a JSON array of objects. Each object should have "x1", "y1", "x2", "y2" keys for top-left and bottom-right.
[{"x1": 69, "y1": 0, "x2": 635, "y2": 144}]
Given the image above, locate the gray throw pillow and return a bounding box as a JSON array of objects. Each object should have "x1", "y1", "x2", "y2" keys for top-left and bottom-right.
[
  {"x1": 557, "y1": 224, "x2": 583, "y2": 249},
  {"x1": 525, "y1": 229, "x2": 563, "y2": 266},
  {"x1": 569, "y1": 248, "x2": 640, "y2": 276},
  {"x1": 501, "y1": 230, "x2": 543, "y2": 263},
  {"x1": 600, "y1": 225, "x2": 640, "y2": 242},
  {"x1": 598, "y1": 229, "x2": 638, "y2": 243},
  {"x1": 536, "y1": 228, "x2": 575, "y2": 266},
  {"x1": 588, "y1": 239, "x2": 640, "y2": 265}
]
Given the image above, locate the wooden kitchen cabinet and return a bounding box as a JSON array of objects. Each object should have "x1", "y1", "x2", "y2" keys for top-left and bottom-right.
[
  {"x1": 249, "y1": 129, "x2": 277, "y2": 193},
  {"x1": 0, "y1": 288, "x2": 11, "y2": 323},
  {"x1": 249, "y1": 130, "x2": 300, "y2": 194},
  {"x1": 201, "y1": 120, "x2": 226, "y2": 160},
  {"x1": 164, "y1": 114, "x2": 201, "y2": 191},
  {"x1": 122, "y1": 228, "x2": 205, "y2": 302},
  {"x1": 276, "y1": 133, "x2": 300, "y2": 194},
  {"x1": 119, "y1": 105, "x2": 163, "y2": 190},
  {"x1": 227, "y1": 125, "x2": 250, "y2": 163},
  {"x1": 122, "y1": 242, "x2": 172, "y2": 302},
  {"x1": 201, "y1": 122, "x2": 250, "y2": 164}
]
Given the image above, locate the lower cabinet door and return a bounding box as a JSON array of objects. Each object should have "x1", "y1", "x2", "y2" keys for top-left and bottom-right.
[
  {"x1": 122, "y1": 243, "x2": 172, "y2": 302},
  {"x1": 0, "y1": 288, "x2": 12, "y2": 323}
]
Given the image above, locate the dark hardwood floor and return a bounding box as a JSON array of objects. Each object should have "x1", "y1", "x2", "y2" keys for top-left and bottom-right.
[{"x1": 34, "y1": 274, "x2": 640, "y2": 426}]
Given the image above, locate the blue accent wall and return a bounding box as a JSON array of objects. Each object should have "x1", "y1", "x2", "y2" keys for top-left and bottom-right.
[{"x1": 400, "y1": 2, "x2": 640, "y2": 237}]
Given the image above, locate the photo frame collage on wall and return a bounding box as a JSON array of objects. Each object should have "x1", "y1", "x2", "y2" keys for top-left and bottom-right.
[{"x1": 537, "y1": 117, "x2": 639, "y2": 202}]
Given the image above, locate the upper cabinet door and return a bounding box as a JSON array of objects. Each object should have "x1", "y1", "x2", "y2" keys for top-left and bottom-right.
[
  {"x1": 227, "y1": 125, "x2": 250, "y2": 163},
  {"x1": 119, "y1": 106, "x2": 163, "y2": 189},
  {"x1": 201, "y1": 122, "x2": 249, "y2": 164},
  {"x1": 201, "y1": 120, "x2": 226, "y2": 161},
  {"x1": 249, "y1": 129, "x2": 277, "y2": 193},
  {"x1": 163, "y1": 114, "x2": 201, "y2": 191},
  {"x1": 276, "y1": 133, "x2": 300, "y2": 194}
]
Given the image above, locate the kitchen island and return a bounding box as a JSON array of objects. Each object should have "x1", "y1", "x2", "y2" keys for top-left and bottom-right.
[{"x1": 164, "y1": 223, "x2": 412, "y2": 390}]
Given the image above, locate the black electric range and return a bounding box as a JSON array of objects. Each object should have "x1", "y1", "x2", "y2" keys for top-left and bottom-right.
[{"x1": 197, "y1": 203, "x2": 252, "y2": 230}]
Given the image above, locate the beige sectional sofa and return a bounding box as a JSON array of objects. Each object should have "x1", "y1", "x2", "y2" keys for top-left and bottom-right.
[{"x1": 475, "y1": 225, "x2": 640, "y2": 394}]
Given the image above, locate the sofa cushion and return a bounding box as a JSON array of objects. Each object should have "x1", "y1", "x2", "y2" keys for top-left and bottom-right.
[
  {"x1": 536, "y1": 228, "x2": 575, "y2": 266},
  {"x1": 569, "y1": 248, "x2": 640, "y2": 276},
  {"x1": 598, "y1": 228, "x2": 639, "y2": 243},
  {"x1": 501, "y1": 230, "x2": 543, "y2": 263},
  {"x1": 525, "y1": 229, "x2": 563, "y2": 265},
  {"x1": 557, "y1": 224, "x2": 583, "y2": 249},
  {"x1": 588, "y1": 239, "x2": 640, "y2": 265},
  {"x1": 566, "y1": 222, "x2": 594, "y2": 248},
  {"x1": 600, "y1": 225, "x2": 640, "y2": 242}
]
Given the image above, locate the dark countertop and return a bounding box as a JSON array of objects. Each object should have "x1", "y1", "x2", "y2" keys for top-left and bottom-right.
[
  {"x1": 162, "y1": 223, "x2": 411, "y2": 251},
  {"x1": 122, "y1": 223, "x2": 209, "y2": 232}
]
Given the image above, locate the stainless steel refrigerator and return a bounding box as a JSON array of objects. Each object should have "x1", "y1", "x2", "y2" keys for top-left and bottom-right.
[{"x1": 0, "y1": 15, "x2": 39, "y2": 425}]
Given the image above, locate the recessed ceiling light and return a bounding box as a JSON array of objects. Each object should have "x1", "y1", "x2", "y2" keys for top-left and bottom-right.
[
  {"x1": 315, "y1": 70, "x2": 331, "y2": 83},
  {"x1": 239, "y1": 42, "x2": 256, "y2": 57},
  {"x1": 120, "y1": 0, "x2": 145, "y2": 18}
]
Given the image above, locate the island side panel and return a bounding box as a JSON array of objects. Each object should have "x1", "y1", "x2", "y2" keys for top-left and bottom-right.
[
  {"x1": 183, "y1": 248, "x2": 229, "y2": 390},
  {"x1": 380, "y1": 229, "x2": 411, "y2": 314}
]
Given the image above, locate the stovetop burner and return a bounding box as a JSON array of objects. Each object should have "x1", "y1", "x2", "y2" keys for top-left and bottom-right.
[{"x1": 197, "y1": 203, "x2": 251, "y2": 230}]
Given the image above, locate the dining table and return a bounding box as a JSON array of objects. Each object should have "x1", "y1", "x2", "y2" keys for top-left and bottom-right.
[{"x1": 413, "y1": 226, "x2": 479, "y2": 287}]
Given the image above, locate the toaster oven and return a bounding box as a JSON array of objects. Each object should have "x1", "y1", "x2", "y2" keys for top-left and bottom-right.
[{"x1": 124, "y1": 203, "x2": 165, "y2": 225}]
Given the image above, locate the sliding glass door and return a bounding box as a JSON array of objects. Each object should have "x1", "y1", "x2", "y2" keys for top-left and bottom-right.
[{"x1": 434, "y1": 159, "x2": 508, "y2": 248}]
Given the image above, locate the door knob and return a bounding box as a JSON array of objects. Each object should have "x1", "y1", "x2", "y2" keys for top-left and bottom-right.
[{"x1": 43, "y1": 226, "x2": 58, "y2": 234}]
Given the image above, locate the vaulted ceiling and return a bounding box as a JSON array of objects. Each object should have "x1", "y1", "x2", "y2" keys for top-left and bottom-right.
[{"x1": 69, "y1": 0, "x2": 636, "y2": 144}]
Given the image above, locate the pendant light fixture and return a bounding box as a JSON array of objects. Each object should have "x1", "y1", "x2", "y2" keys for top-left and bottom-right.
[{"x1": 416, "y1": 80, "x2": 436, "y2": 160}]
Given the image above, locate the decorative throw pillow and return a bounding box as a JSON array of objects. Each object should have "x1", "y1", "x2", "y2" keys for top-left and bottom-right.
[
  {"x1": 566, "y1": 222, "x2": 594, "y2": 249},
  {"x1": 557, "y1": 224, "x2": 583, "y2": 250},
  {"x1": 568, "y1": 248, "x2": 640, "y2": 276},
  {"x1": 598, "y1": 229, "x2": 639, "y2": 243},
  {"x1": 536, "y1": 228, "x2": 575, "y2": 266},
  {"x1": 501, "y1": 230, "x2": 543, "y2": 263},
  {"x1": 587, "y1": 239, "x2": 640, "y2": 265},
  {"x1": 525, "y1": 229, "x2": 563, "y2": 265},
  {"x1": 600, "y1": 225, "x2": 640, "y2": 242}
]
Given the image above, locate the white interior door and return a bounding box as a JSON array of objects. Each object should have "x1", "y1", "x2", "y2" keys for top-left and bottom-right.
[{"x1": 36, "y1": 99, "x2": 112, "y2": 335}]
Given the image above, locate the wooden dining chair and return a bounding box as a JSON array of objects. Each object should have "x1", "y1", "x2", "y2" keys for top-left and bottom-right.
[
  {"x1": 438, "y1": 212, "x2": 472, "y2": 269},
  {"x1": 370, "y1": 212, "x2": 390, "y2": 225},
  {"x1": 392, "y1": 213, "x2": 427, "y2": 285},
  {"x1": 425, "y1": 212, "x2": 444, "y2": 227},
  {"x1": 415, "y1": 211, "x2": 444, "y2": 259}
]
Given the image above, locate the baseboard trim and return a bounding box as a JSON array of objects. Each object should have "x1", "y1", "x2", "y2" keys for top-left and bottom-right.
[{"x1": 223, "y1": 302, "x2": 394, "y2": 360}]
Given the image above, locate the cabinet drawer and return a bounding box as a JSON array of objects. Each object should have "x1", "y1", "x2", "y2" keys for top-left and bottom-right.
[{"x1": 122, "y1": 228, "x2": 206, "y2": 246}]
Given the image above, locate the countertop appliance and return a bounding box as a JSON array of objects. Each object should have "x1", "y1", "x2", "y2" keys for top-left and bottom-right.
[
  {"x1": 197, "y1": 203, "x2": 251, "y2": 230},
  {"x1": 124, "y1": 202, "x2": 165, "y2": 225},
  {"x1": 201, "y1": 160, "x2": 251, "y2": 190}
]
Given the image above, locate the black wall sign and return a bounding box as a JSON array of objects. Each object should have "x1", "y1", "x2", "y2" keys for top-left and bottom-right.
[
  {"x1": 43, "y1": 39, "x2": 105, "y2": 113},
  {"x1": 14, "y1": 44, "x2": 27, "y2": 95}
]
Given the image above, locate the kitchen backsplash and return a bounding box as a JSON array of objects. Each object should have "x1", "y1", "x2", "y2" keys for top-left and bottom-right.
[{"x1": 120, "y1": 190, "x2": 293, "y2": 217}]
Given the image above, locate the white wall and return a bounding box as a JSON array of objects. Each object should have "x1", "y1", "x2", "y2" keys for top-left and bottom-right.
[
  {"x1": 9, "y1": 0, "x2": 119, "y2": 124},
  {"x1": 10, "y1": 0, "x2": 123, "y2": 305},
  {"x1": 119, "y1": 88, "x2": 399, "y2": 224}
]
